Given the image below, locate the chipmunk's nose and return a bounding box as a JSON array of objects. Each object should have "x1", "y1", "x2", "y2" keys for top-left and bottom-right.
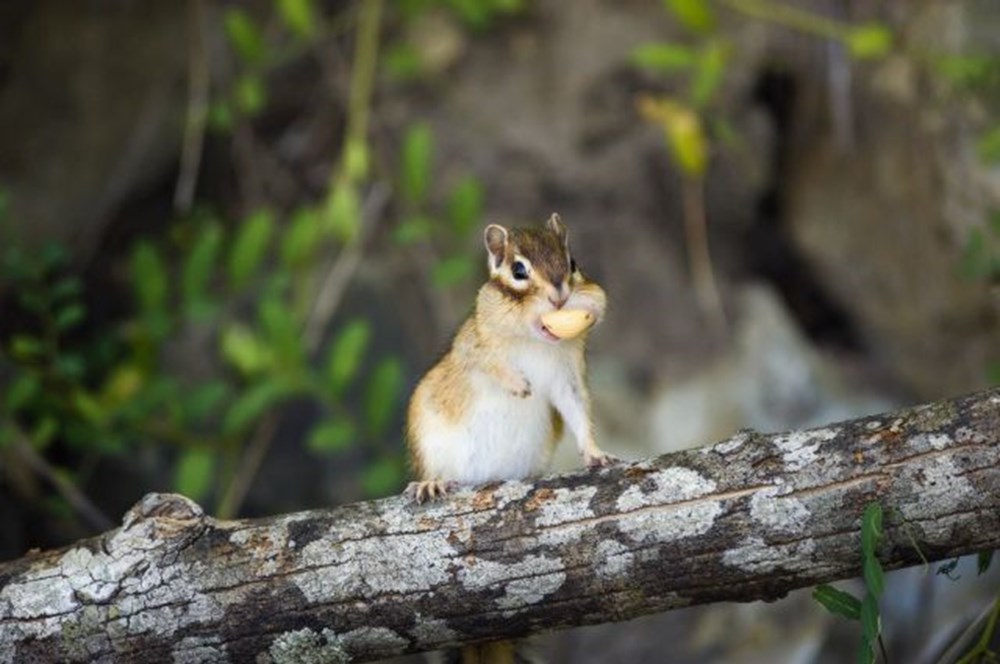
[{"x1": 549, "y1": 283, "x2": 569, "y2": 309}]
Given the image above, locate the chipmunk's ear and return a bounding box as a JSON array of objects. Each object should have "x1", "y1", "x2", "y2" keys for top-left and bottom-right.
[
  {"x1": 546, "y1": 213, "x2": 568, "y2": 248},
  {"x1": 484, "y1": 224, "x2": 508, "y2": 271}
]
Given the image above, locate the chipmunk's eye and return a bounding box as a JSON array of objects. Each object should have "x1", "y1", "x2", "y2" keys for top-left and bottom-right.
[
  {"x1": 511, "y1": 260, "x2": 529, "y2": 280},
  {"x1": 570, "y1": 257, "x2": 578, "y2": 273}
]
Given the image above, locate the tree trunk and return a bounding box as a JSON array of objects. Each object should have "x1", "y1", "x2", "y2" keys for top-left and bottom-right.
[{"x1": 1, "y1": 388, "x2": 998, "y2": 663}]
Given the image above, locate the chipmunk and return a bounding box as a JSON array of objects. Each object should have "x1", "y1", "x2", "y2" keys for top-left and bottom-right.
[{"x1": 405, "y1": 213, "x2": 616, "y2": 504}]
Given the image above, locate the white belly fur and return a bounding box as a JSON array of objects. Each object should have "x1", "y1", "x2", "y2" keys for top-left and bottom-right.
[{"x1": 420, "y1": 342, "x2": 575, "y2": 484}]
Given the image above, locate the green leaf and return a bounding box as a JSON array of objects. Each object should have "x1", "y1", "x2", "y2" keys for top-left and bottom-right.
[
  {"x1": 384, "y1": 42, "x2": 423, "y2": 81},
  {"x1": 72, "y1": 390, "x2": 106, "y2": 426},
  {"x1": 131, "y1": 242, "x2": 168, "y2": 315},
  {"x1": 663, "y1": 0, "x2": 715, "y2": 34},
  {"x1": 343, "y1": 136, "x2": 370, "y2": 183},
  {"x1": 276, "y1": 0, "x2": 318, "y2": 40},
  {"x1": 222, "y1": 379, "x2": 298, "y2": 435},
  {"x1": 361, "y1": 456, "x2": 405, "y2": 497},
  {"x1": 861, "y1": 501, "x2": 883, "y2": 558},
  {"x1": 235, "y1": 73, "x2": 267, "y2": 116},
  {"x1": 812, "y1": 584, "x2": 861, "y2": 620},
  {"x1": 859, "y1": 594, "x2": 880, "y2": 648},
  {"x1": 182, "y1": 223, "x2": 224, "y2": 319},
  {"x1": 174, "y1": 448, "x2": 215, "y2": 501},
  {"x1": 228, "y1": 209, "x2": 275, "y2": 287},
  {"x1": 364, "y1": 358, "x2": 404, "y2": 436},
  {"x1": 846, "y1": 23, "x2": 892, "y2": 60},
  {"x1": 185, "y1": 381, "x2": 229, "y2": 425},
  {"x1": 393, "y1": 215, "x2": 435, "y2": 245},
  {"x1": 448, "y1": 177, "x2": 484, "y2": 236},
  {"x1": 258, "y1": 297, "x2": 303, "y2": 367},
  {"x1": 323, "y1": 182, "x2": 361, "y2": 242},
  {"x1": 31, "y1": 417, "x2": 58, "y2": 449},
  {"x1": 307, "y1": 420, "x2": 357, "y2": 454},
  {"x1": 862, "y1": 556, "x2": 885, "y2": 598},
  {"x1": 224, "y1": 8, "x2": 266, "y2": 64},
  {"x1": 281, "y1": 207, "x2": 323, "y2": 267},
  {"x1": 221, "y1": 324, "x2": 274, "y2": 375},
  {"x1": 631, "y1": 42, "x2": 697, "y2": 73},
  {"x1": 55, "y1": 303, "x2": 86, "y2": 331},
  {"x1": 208, "y1": 102, "x2": 235, "y2": 132},
  {"x1": 978, "y1": 550, "x2": 994, "y2": 575},
  {"x1": 51, "y1": 276, "x2": 83, "y2": 301},
  {"x1": 325, "y1": 319, "x2": 371, "y2": 396},
  {"x1": 432, "y1": 255, "x2": 475, "y2": 288},
  {"x1": 10, "y1": 335, "x2": 45, "y2": 361},
  {"x1": 690, "y1": 40, "x2": 728, "y2": 108},
  {"x1": 6, "y1": 373, "x2": 41, "y2": 412},
  {"x1": 401, "y1": 123, "x2": 434, "y2": 205}
]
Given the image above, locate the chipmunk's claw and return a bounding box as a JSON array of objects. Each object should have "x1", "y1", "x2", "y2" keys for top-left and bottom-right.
[
  {"x1": 584, "y1": 451, "x2": 620, "y2": 469},
  {"x1": 405, "y1": 480, "x2": 455, "y2": 504}
]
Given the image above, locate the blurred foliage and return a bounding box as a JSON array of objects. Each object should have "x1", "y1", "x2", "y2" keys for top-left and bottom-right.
[{"x1": 0, "y1": 0, "x2": 492, "y2": 526}]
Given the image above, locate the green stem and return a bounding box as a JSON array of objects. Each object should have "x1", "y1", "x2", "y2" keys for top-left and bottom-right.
[
  {"x1": 719, "y1": 0, "x2": 849, "y2": 42},
  {"x1": 342, "y1": 0, "x2": 383, "y2": 176},
  {"x1": 956, "y1": 596, "x2": 1000, "y2": 664}
]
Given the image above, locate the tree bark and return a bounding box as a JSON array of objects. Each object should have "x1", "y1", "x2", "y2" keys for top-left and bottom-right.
[{"x1": 1, "y1": 388, "x2": 999, "y2": 663}]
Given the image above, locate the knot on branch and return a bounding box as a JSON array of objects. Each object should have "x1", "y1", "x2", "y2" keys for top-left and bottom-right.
[{"x1": 119, "y1": 492, "x2": 206, "y2": 542}]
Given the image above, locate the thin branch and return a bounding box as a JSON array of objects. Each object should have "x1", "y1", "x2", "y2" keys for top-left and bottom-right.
[{"x1": 174, "y1": 0, "x2": 210, "y2": 213}]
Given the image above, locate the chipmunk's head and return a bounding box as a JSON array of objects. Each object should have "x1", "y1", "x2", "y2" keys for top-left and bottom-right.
[{"x1": 481, "y1": 213, "x2": 584, "y2": 342}]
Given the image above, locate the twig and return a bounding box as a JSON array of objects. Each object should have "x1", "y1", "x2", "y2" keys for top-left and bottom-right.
[
  {"x1": 681, "y1": 175, "x2": 726, "y2": 332},
  {"x1": 10, "y1": 430, "x2": 113, "y2": 532},
  {"x1": 954, "y1": 596, "x2": 1000, "y2": 664},
  {"x1": 174, "y1": 0, "x2": 210, "y2": 213}
]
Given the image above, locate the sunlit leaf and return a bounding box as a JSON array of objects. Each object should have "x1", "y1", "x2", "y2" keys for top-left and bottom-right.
[
  {"x1": 229, "y1": 209, "x2": 275, "y2": 287},
  {"x1": 72, "y1": 390, "x2": 105, "y2": 426},
  {"x1": 235, "y1": 74, "x2": 267, "y2": 116},
  {"x1": 401, "y1": 123, "x2": 433, "y2": 205},
  {"x1": 224, "y1": 8, "x2": 266, "y2": 64},
  {"x1": 690, "y1": 40, "x2": 728, "y2": 108},
  {"x1": 280, "y1": 207, "x2": 323, "y2": 268},
  {"x1": 364, "y1": 358, "x2": 404, "y2": 436},
  {"x1": 325, "y1": 319, "x2": 371, "y2": 396},
  {"x1": 174, "y1": 448, "x2": 215, "y2": 501},
  {"x1": 812, "y1": 584, "x2": 861, "y2": 620},
  {"x1": 324, "y1": 181, "x2": 361, "y2": 242},
  {"x1": 846, "y1": 23, "x2": 892, "y2": 60},
  {"x1": 343, "y1": 136, "x2": 370, "y2": 182},
  {"x1": 637, "y1": 96, "x2": 708, "y2": 177},
  {"x1": 258, "y1": 297, "x2": 303, "y2": 367},
  {"x1": 448, "y1": 177, "x2": 483, "y2": 235},
  {"x1": 220, "y1": 324, "x2": 275, "y2": 376},
  {"x1": 276, "y1": 0, "x2": 318, "y2": 40},
  {"x1": 307, "y1": 420, "x2": 357, "y2": 454},
  {"x1": 631, "y1": 42, "x2": 697, "y2": 73},
  {"x1": 100, "y1": 364, "x2": 144, "y2": 406},
  {"x1": 663, "y1": 0, "x2": 715, "y2": 34}
]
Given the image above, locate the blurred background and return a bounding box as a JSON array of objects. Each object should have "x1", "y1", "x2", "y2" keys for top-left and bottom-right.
[{"x1": 0, "y1": 0, "x2": 998, "y2": 661}]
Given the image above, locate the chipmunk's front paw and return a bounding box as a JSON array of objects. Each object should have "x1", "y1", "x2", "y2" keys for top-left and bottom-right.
[
  {"x1": 584, "y1": 450, "x2": 619, "y2": 469},
  {"x1": 505, "y1": 375, "x2": 532, "y2": 398},
  {"x1": 405, "y1": 480, "x2": 455, "y2": 504}
]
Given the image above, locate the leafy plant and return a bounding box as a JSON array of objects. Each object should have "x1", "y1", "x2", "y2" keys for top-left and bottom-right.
[{"x1": 813, "y1": 501, "x2": 887, "y2": 664}]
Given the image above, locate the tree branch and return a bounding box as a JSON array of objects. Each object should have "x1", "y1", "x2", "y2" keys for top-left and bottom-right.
[{"x1": 1, "y1": 388, "x2": 998, "y2": 662}]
